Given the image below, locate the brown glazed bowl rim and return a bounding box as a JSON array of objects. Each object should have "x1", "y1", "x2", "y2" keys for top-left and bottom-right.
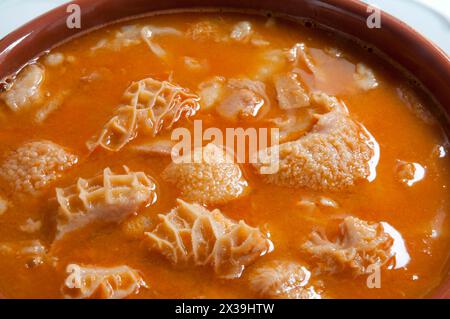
[{"x1": 0, "y1": 0, "x2": 449, "y2": 299}]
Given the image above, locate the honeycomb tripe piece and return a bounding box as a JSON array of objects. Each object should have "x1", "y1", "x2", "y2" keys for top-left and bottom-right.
[
  {"x1": 0, "y1": 140, "x2": 77, "y2": 194},
  {"x1": 87, "y1": 77, "x2": 200, "y2": 152},
  {"x1": 253, "y1": 107, "x2": 379, "y2": 191},
  {"x1": 0, "y1": 64, "x2": 45, "y2": 112},
  {"x1": 161, "y1": 143, "x2": 248, "y2": 205},
  {"x1": 55, "y1": 166, "x2": 157, "y2": 240},
  {"x1": 302, "y1": 216, "x2": 394, "y2": 275},
  {"x1": 144, "y1": 199, "x2": 273, "y2": 279},
  {"x1": 248, "y1": 260, "x2": 321, "y2": 299},
  {"x1": 62, "y1": 263, "x2": 147, "y2": 299}
]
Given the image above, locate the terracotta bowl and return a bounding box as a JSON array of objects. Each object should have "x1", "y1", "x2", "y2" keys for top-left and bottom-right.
[{"x1": 0, "y1": 0, "x2": 449, "y2": 298}]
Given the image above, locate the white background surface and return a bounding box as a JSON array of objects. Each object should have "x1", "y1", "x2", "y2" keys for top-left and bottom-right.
[
  {"x1": 0, "y1": 0, "x2": 449, "y2": 54},
  {"x1": 363, "y1": 0, "x2": 449, "y2": 53}
]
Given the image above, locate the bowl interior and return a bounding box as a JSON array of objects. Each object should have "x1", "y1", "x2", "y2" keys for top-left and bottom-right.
[{"x1": 0, "y1": 0, "x2": 449, "y2": 298}]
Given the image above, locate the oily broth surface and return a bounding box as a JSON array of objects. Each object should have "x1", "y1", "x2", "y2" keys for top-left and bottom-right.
[{"x1": 0, "y1": 12, "x2": 449, "y2": 298}]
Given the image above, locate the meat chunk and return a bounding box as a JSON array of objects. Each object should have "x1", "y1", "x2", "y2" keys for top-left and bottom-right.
[
  {"x1": 145, "y1": 199, "x2": 273, "y2": 279},
  {"x1": 287, "y1": 43, "x2": 317, "y2": 74},
  {"x1": 91, "y1": 25, "x2": 141, "y2": 51},
  {"x1": 198, "y1": 77, "x2": 270, "y2": 119},
  {"x1": 296, "y1": 195, "x2": 339, "y2": 214},
  {"x1": 162, "y1": 143, "x2": 248, "y2": 205},
  {"x1": 87, "y1": 77, "x2": 200, "y2": 152},
  {"x1": 395, "y1": 160, "x2": 425, "y2": 186},
  {"x1": 302, "y1": 216, "x2": 394, "y2": 275},
  {"x1": 216, "y1": 78, "x2": 270, "y2": 121},
  {"x1": 197, "y1": 76, "x2": 226, "y2": 109},
  {"x1": 0, "y1": 64, "x2": 45, "y2": 112},
  {"x1": 274, "y1": 72, "x2": 310, "y2": 109},
  {"x1": 253, "y1": 108, "x2": 379, "y2": 191},
  {"x1": 287, "y1": 44, "x2": 379, "y2": 95},
  {"x1": 44, "y1": 52, "x2": 65, "y2": 67},
  {"x1": 230, "y1": 21, "x2": 253, "y2": 41},
  {"x1": 55, "y1": 166, "x2": 157, "y2": 240},
  {"x1": 310, "y1": 91, "x2": 346, "y2": 112},
  {"x1": 186, "y1": 20, "x2": 226, "y2": 42},
  {"x1": 267, "y1": 92, "x2": 348, "y2": 143},
  {"x1": 354, "y1": 63, "x2": 378, "y2": 91},
  {"x1": 187, "y1": 20, "x2": 268, "y2": 46},
  {"x1": 248, "y1": 261, "x2": 321, "y2": 299},
  {"x1": 0, "y1": 140, "x2": 77, "y2": 194},
  {"x1": 62, "y1": 264, "x2": 147, "y2": 299}
]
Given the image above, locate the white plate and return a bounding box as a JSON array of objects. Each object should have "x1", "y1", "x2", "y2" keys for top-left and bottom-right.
[{"x1": 0, "y1": 0, "x2": 448, "y2": 54}]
